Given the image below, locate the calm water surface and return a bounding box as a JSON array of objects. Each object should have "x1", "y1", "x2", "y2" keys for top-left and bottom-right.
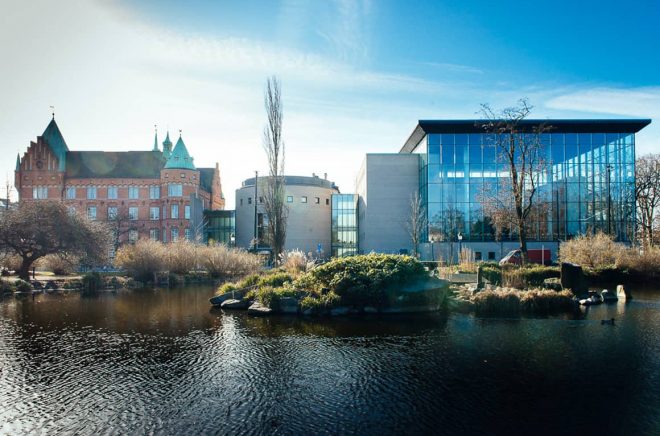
[{"x1": 0, "y1": 286, "x2": 658, "y2": 435}]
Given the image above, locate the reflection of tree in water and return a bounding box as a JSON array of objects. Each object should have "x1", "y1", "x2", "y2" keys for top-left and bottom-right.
[{"x1": 233, "y1": 312, "x2": 449, "y2": 339}]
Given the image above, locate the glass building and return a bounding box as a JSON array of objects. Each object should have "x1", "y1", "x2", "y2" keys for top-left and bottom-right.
[
  {"x1": 204, "y1": 210, "x2": 235, "y2": 246},
  {"x1": 401, "y1": 119, "x2": 651, "y2": 244},
  {"x1": 331, "y1": 194, "x2": 358, "y2": 256}
]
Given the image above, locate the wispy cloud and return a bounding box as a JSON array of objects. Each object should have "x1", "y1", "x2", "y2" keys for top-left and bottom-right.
[
  {"x1": 421, "y1": 61, "x2": 484, "y2": 75},
  {"x1": 545, "y1": 86, "x2": 658, "y2": 154},
  {"x1": 546, "y1": 86, "x2": 660, "y2": 118}
]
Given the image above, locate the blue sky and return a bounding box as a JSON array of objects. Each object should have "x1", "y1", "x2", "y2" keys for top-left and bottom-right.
[{"x1": 1, "y1": 0, "x2": 658, "y2": 205}]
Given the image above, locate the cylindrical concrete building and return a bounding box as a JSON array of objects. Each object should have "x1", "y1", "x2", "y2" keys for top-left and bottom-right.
[{"x1": 235, "y1": 175, "x2": 339, "y2": 257}]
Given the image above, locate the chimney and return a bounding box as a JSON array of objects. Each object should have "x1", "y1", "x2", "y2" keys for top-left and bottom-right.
[
  {"x1": 312, "y1": 172, "x2": 317, "y2": 177},
  {"x1": 324, "y1": 173, "x2": 327, "y2": 180}
]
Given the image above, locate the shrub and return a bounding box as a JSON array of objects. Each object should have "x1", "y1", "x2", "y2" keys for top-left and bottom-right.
[
  {"x1": 458, "y1": 247, "x2": 476, "y2": 272},
  {"x1": 199, "y1": 244, "x2": 261, "y2": 278},
  {"x1": 114, "y1": 239, "x2": 166, "y2": 281},
  {"x1": 81, "y1": 272, "x2": 103, "y2": 291},
  {"x1": 480, "y1": 263, "x2": 502, "y2": 285},
  {"x1": 1, "y1": 254, "x2": 22, "y2": 273},
  {"x1": 559, "y1": 232, "x2": 625, "y2": 269},
  {"x1": 166, "y1": 240, "x2": 200, "y2": 275},
  {"x1": 295, "y1": 254, "x2": 428, "y2": 307},
  {"x1": 14, "y1": 279, "x2": 32, "y2": 292},
  {"x1": 300, "y1": 292, "x2": 341, "y2": 313},
  {"x1": 0, "y1": 279, "x2": 13, "y2": 293},
  {"x1": 473, "y1": 288, "x2": 574, "y2": 315},
  {"x1": 255, "y1": 285, "x2": 299, "y2": 309},
  {"x1": 258, "y1": 271, "x2": 294, "y2": 288},
  {"x1": 502, "y1": 265, "x2": 559, "y2": 288},
  {"x1": 615, "y1": 246, "x2": 660, "y2": 275},
  {"x1": 216, "y1": 282, "x2": 238, "y2": 295},
  {"x1": 38, "y1": 254, "x2": 79, "y2": 275},
  {"x1": 279, "y1": 250, "x2": 315, "y2": 274}
]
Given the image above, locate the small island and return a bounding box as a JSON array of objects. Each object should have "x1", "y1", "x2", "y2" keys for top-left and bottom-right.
[{"x1": 210, "y1": 253, "x2": 450, "y2": 316}]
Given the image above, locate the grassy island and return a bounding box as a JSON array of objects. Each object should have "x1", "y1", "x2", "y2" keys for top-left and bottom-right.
[{"x1": 212, "y1": 253, "x2": 449, "y2": 315}]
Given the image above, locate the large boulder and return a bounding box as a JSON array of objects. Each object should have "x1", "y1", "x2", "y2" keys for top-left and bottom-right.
[
  {"x1": 220, "y1": 299, "x2": 249, "y2": 310},
  {"x1": 560, "y1": 263, "x2": 587, "y2": 294},
  {"x1": 248, "y1": 301, "x2": 273, "y2": 316},
  {"x1": 278, "y1": 297, "x2": 299, "y2": 314}
]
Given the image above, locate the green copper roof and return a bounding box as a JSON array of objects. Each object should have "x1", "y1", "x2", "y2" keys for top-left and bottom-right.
[
  {"x1": 15, "y1": 153, "x2": 20, "y2": 171},
  {"x1": 164, "y1": 135, "x2": 195, "y2": 170},
  {"x1": 162, "y1": 131, "x2": 172, "y2": 158},
  {"x1": 153, "y1": 130, "x2": 159, "y2": 151},
  {"x1": 41, "y1": 118, "x2": 69, "y2": 171}
]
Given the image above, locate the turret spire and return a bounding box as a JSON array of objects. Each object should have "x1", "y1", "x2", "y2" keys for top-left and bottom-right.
[
  {"x1": 153, "y1": 124, "x2": 159, "y2": 151},
  {"x1": 162, "y1": 131, "x2": 173, "y2": 159},
  {"x1": 164, "y1": 134, "x2": 196, "y2": 170},
  {"x1": 15, "y1": 153, "x2": 20, "y2": 171}
]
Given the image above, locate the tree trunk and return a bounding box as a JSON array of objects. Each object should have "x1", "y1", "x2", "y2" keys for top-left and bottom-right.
[
  {"x1": 518, "y1": 221, "x2": 528, "y2": 265},
  {"x1": 18, "y1": 257, "x2": 34, "y2": 281}
]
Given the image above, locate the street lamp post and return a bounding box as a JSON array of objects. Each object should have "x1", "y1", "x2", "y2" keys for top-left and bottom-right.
[
  {"x1": 606, "y1": 164, "x2": 612, "y2": 238},
  {"x1": 253, "y1": 171, "x2": 258, "y2": 251},
  {"x1": 457, "y1": 232, "x2": 463, "y2": 264}
]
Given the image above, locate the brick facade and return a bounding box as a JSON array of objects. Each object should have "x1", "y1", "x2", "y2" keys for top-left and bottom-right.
[{"x1": 15, "y1": 118, "x2": 225, "y2": 248}]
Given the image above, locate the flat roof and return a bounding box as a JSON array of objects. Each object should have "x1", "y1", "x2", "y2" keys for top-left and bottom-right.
[
  {"x1": 241, "y1": 175, "x2": 338, "y2": 190},
  {"x1": 400, "y1": 118, "x2": 652, "y2": 153}
]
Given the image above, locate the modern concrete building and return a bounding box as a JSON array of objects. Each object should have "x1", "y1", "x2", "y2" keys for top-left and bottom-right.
[
  {"x1": 355, "y1": 154, "x2": 420, "y2": 254},
  {"x1": 15, "y1": 117, "x2": 226, "y2": 248},
  {"x1": 235, "y1": 175, "x2": 339, "y2": 257}
]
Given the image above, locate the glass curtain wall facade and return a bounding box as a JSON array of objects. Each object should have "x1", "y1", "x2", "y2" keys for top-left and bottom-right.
[
  {"x1": 416, "y1": 129, "x2": 637, "y2": 243},
  {"x1": 331, "y1": 194, "x2": 358, "y2": 256},
  {"x1": 204, "y1": 210, "x2": 235, "y2": 246}
]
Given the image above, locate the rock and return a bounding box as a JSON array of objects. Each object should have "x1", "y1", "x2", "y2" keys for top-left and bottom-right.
[
  {"x1": 247, "y1": 302, "x2": 273, "y2": 316},
  {"x1": 210, "y1": 289, "x2": 247, "y2": 306},
  {"x1": 561, "y1": 262, "x2": 587, "y2": 294},
  {"x1": 220, "y1": 299, "x2": 248, "y2": 310},
  {"x1": 279, "y1": 297, "x2": 299, "y2": 314},
  {"x1": 364, "y1": 306, "x2": 378, "y2": 314},
  {"x1": 330, "y1": 307, "x2": 349, "y2": 316},
  {"x1": 616, "y1": 284, "x2": 632, "y2": 301}
]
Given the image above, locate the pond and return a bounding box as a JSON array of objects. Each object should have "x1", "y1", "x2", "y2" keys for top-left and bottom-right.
[{"x1": 0, "y1": 286, "x2": 658, "y2": 435}]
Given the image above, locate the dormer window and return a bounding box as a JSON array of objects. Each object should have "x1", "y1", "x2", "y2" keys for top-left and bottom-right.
[{"x1": 181, "y1": 173, "x2": 185, "y2": 178}]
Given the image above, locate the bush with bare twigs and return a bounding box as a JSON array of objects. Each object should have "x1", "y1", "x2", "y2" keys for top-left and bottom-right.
[
  {"x1": 38, "y1": 254, "x2": 80, "y2": 275},
  {"x1": 166, "y1": 240, "x2": 200, "y2": 275},
  {"x1": 559, "y1": 232, "x2": 625, "y2": 269},
  {"x1": 114, "y1": 239, "x2": 166, "y2": 281},
  {"x1": 199, "y1": 244, "x2": 261, "y2": 278}
]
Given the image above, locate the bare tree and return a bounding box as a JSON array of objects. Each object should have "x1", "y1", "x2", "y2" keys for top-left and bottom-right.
[
  {"x1": 107, "y1": 206, "x2": 134, "y2": 251},
  {"x1": 0, "y1": 201, "x2": 111, "y2": 280},
  {"x1": 405, "y1": 191, "x2": 427, "y2": 257},
  {"x1": 635, "y1": 153, "x2": 660, "y2": 247},
  {"x1": 262, "y1": 76, "x2": 288, "y2": 261},
  {"x1": 3, "y1": 174, "x2": 13, "y2": 209},
  {"x1": 478, "y1": 99, "x2": 551, "y2": 264}
]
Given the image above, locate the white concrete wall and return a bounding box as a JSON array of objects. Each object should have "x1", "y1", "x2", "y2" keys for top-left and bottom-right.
[
  {"x1": 356, "y1": 154, "x2": 420, "y2": 254},
  {"x1": 235, "y1": 178, "x2": 337, "y2": 257}
]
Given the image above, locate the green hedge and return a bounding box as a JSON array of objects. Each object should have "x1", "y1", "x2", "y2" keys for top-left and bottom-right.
[
  {"x1": 478, "y1": 264, "x2": 559, "y2": 288},
  {"x1": 296, "y1": 254, "x2": 428, "y2": 306}
]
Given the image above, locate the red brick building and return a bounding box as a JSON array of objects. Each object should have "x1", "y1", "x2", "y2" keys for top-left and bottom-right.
[{"x1": 15, "y1": 117, "x2": 225, "y2": 251}]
